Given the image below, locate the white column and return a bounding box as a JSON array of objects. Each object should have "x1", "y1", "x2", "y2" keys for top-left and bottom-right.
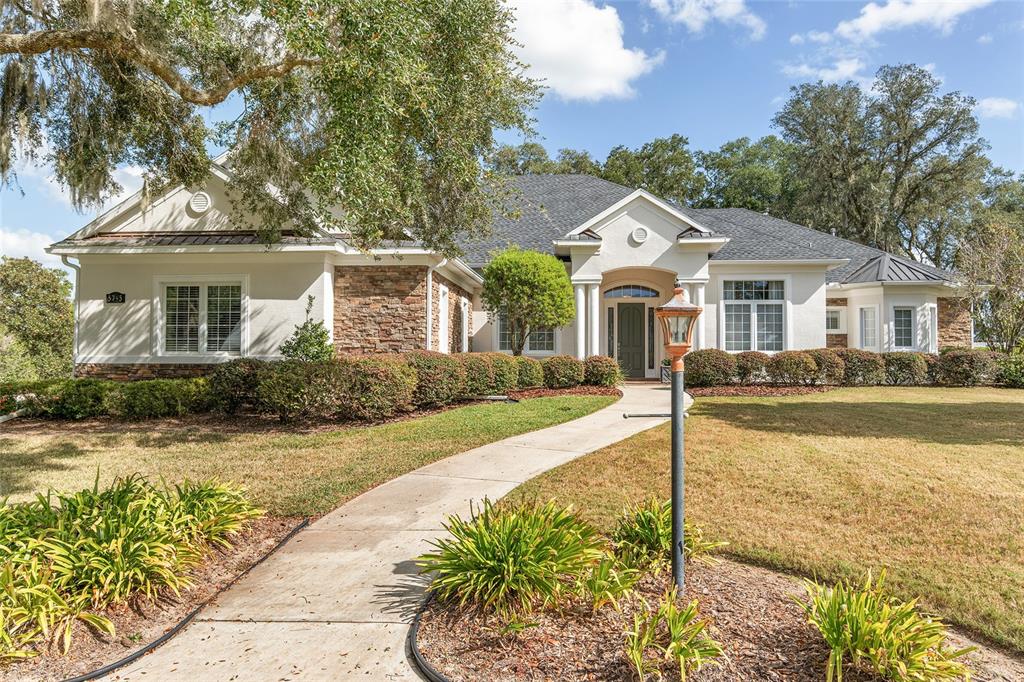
[
  {"x1": 574, "y1": 284, "x2": 586, "y2": 359},
  {"x1": 694, "y1": 282, "x2": 706, "y2": 350},
  {"x1": 587, "y1": 283, "x2": 600, "y2": 357}
]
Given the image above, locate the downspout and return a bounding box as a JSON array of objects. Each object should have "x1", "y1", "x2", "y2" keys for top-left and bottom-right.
[
  {"x1": 425, "y1": 258, "x2": 447, "y2": 351},
  {"x1": 61, "y1": 256, "x2": 81, "y2": 372}
]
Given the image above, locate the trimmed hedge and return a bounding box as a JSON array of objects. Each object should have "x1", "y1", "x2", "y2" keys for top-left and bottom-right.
[
  {"x1": 209, "y1": 358, "x2": 266, "y2": 413},
  {"x1": 735, "y1": 351, "x2": 769, "y2": 385},
  {"x1": 404, "y1": 351, "x2": 466, "y2": 407},
  {"x1": 583, "y1": 355, "x2": 623, "y2": 387},
  {"x1": 486, "y1": 353, "x2": 520, "y2": 394},
  {"x1": 333, "y1": 356, "x2": 417, "y2": 421},
  {"x1": 935, "y1": 350, "x2": 996, "y2": 387},
  {"x1": 836, "y1": 349, "x2": 886, "y2": 386},
  {"x1": 807, "y1": 348, "x2": 845, "y2": 385},
  {"x1": 104, "y1": 378, "x2": 211, "y2": 420},
  {"x1": 684, "y1": 349, "x2": 736, "y2": 388},
  {"x1": 37, "y1": 379, "x2": 119, "y2": 420},
  {"x1": 998, "y1": 354, "x2": 1024, "y2": 388},
  {"x1": 883, "y1": 352, "x2": 928, "y2": 385},
  {"x1": 542, "y1": 355, "x2": 584, "y2": 388},
  {"x1": 255, "y1": 360, "x2": 338, "y2": 422},
  {"x1": 766, "y1": 351, "x2": 817, "y2": 385},
  {"x1": 516, "y1": 356, "x2": 544, "y2": 388},
  {"x1": 457, "y1": 353, "x2": 496, "y2": 396}
]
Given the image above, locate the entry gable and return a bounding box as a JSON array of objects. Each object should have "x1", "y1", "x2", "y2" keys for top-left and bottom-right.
[{"x1": 566, "y1": 190, "x2": 717, "y2": 241}]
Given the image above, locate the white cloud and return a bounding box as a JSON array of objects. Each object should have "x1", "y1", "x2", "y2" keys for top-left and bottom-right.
[
  {"x1": 790, "y1": 29, "x2": 833, "y2": 45},
  {"x1": 783, "y1": 58, "x2": 868, "y2": 84},
  {"x1": 13, "y1": 157, "x2": 144, "y2": 213},
  {"x1": 976, "y1": 97, "x2": 1020, "y2": 119},
  {"x1": 835, "y1": 0, "x2": 993, "y2": 42},
  {"x1": 977, "y1": 33, "x2": 992, "y2": 44},
  {"x1": 511, "y1": 0, "x2": 664, "y2": 101},
  {"x1": 649, "y1": 0, "x2": 767, "y2": 40},
  {"x1": 789, "y1": 33, "x2": 804, "y2": 44},
  {"x1": 0, "y1": 227, "x2": 65, "y2": 270}
]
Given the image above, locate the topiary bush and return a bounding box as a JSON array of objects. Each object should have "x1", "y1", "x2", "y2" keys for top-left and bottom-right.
[
  {"x1": 486, "y1": 353, "x2": 520, "y2": 393},
  {"x1": 683, "y1": 349, "x2": 735, "y2": 387},
  {"x1": 403, "y1": 351, "x2": 466, "y2": 407},
  {"x1": 766, "y1": 351, "x2": 817, "y2": 385},
  {"x1": 997, "y1": 353, "x2": 1024, "y2": 388},
  {"x1": 456, "y1": 353, "x2": 496, "y2": 396},
  {"x1": 882, "y1": 352, "x2": 928, "y2": 385},
  {"x1": 209, "y1": 358, "x2": 266, "y2": 413},
  {"x1": 542, "y1": 355, "x2": 584, "y2": 388},
  {"x1": 255, "y1": 361, "x2": 338, "y2": 422},
  {"x1": 936, "y1": 349, "x2": 997, "y2": 386},
  {"x1": 836, "y1": 349, "x2": 886, "y2": 385},
  {"x1": 516, "y1": 356, "x2": 544, "y2": 388},
  {"x1": 104, "y1": 378, "x2": 211, "y2": 420},
  {"x1": 584, "y1": 355, "x2": 623, "y2": 387},
  {"x1": 734, "y1": 351, "x2": 769, "y2": 385},
  {"x1": 806, "y1": 348, "x2": 845, "y2": 385},
  {"x1": 333, "y1": 356, "x2": 417, "y2": 421}
]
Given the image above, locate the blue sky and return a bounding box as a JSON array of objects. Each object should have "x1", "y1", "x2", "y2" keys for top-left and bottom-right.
[{"x1": 2, "y1": 0, "x2": 1023, "y2": 274}]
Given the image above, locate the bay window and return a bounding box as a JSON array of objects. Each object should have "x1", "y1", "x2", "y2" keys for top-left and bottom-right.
[
  {"x1": 162, "y1": 281, "x2": 243, "y2": 355},
  {"x1": 723, "y1": 280, "x2": 785, "y2": 352}
]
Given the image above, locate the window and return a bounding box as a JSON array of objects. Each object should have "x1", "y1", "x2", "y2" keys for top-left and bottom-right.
[
  {"x1": 438, "y1": 285, "x2": 450, "y2": 353},
  {"x1": 722, "y1": 280, "x2": 785, "y2": 351},
  {"x1": 605, "y1": 285, "x2": 659, "y2": 298},
  {"x1": 497, "y1": 312, "x2": 554, "y2": 352},
  {"x1": 163, "y1": 282, "x2": 242, "y2": 354},
  {"x1": 460, "y1": 299, "x2": 470, "y2": 352},
  {"x1": 607, "y1": 307, "x2": 614, "y2": 358},
  {"x1": 825, "y1": 310, "x2": 841, "y2": 331},
  {"x1": 893, "y1": 307, "x2": 915, "y2": 349},
  {"x1": 859, "y1": 307, "x2": 877, "y2": 349}
]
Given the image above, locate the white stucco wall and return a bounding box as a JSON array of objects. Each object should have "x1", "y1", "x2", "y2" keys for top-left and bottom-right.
[
  {"x1": 842, "y1": 285, "x2": 940, "y2": 352},
  {"x1": 75, "y1": 253, "x2": 330, "y2": 363}
]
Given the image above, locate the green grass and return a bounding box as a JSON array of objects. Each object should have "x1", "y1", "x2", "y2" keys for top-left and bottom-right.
[
  {"x1": 0, "y1": 395, "x2": 616, "y2": 517},
  {"x1": 514, "y1": 387, "x2": 1024, "y2": 652}
]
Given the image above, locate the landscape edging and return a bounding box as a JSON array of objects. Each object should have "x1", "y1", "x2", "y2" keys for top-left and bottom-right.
[{"x1": 407, "y1": 596, "x2": 454, "y2": 682}]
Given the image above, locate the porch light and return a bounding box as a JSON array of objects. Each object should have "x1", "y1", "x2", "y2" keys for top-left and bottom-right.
[{"x1": 655, "y1": 283, "x2": 703, "y2": 371}]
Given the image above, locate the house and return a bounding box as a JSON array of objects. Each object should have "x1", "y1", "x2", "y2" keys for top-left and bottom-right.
[{"x1": 47, "y1": 171, "x2": 970, "y2": 380}]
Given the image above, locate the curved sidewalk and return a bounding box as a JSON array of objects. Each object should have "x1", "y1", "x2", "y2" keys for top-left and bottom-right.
[{"x1": 116, "y1": 384, "x2": 671, "y2": 680}]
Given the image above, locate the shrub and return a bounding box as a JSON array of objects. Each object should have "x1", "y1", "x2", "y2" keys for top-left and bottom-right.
[
  {"x1": 625, "y1": 592, "x2": 723, "y2": 681},
  {"x1": 807, "y1": 348, "x2": 845, "y2": 385},
  {"x1": 683, "y1": 349, "x2": 735, "y2": 387},
  {"x1": 936, "y1": 349, "x2": 996, "y2": 386},
  {"x1": 255, "y1": 361, "x2": 338, "y2": 422},
  {"x1": 796, "y1": 571, "x2": 973, "y2": 682},
  {"x1": 515, "y1": 356, "x2": 544, "y2": 388},
  {"x1": 578, "y1": 555, "x2": 639, "y2": 612},
  {"x1": 456, "y1": 353, "x2": 495, "y2": 396},
  {"x1": 37, "y1": 379, "x2": 119, "y2": 420},
  {"x1": 923, "y1": 353, "x2": 941, "y2": 384},
  {"x1": 735, "y1": 351, "x2": 769, "y2": 385},
  {"x1": 583, "y1": 355, "x2": 623, "y2": 387},
  {"x1": 836, "y1": 349, "x2": 886, "y2": 385},
  {"x1": 542, "y1": 354, "x2": 584, "y2": 388},
  {"x1": 882, "y1": 352, "x2": 928, "y2": 385},
  {"x1": 104, "y1": 378, "x2": 211, "y2": 420},
  {"x1": 766, "y1": 351, "x2": 817, "y2": 385},
  {"x1": 997, "y1": 353, "x2": 1024, "y2": 388},
  {"x1": 486, "y1": 353, "x2": 520, "y2": 393},
  {"x1": 278, "y1": 295, "x2": 335, "y2": 362},
  {"x1": 333, "y1": 356, "x2": 417, "y2": 421},
  {"x1": 611, "y1": 498, "x2": 725, "y2": 570},
  {"x1": 403, "y1": 351, "x2": 466, "y2": 407},
  {"x1": 209, "y1": 358, "x2": 266, "y2": 413},
  {"x1": 418, "y1": 499, "x2": 603, "y2": 618}
]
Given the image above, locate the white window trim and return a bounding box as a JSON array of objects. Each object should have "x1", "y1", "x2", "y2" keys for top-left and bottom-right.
[
  {"x1": 858, "y1": 304, "x2": 880, "y2": 351},
  {"x1": 892, "y1": 305, "x2": 917, "y2": 351},
  {"x1": 927, "y1": 303, "x2": 938, "y2": 353},
  {"x1": 438, "y1": 284, "x2": 450, "y2": 354},
  {"x1": 717, "y1": 276, "x2": 791, "y2": 354},
  {"x1": 152, "y1": 274, "x2": 250, "y2": 359},
  {"x1": 460, "y1": 298, "x2": 470, "y2": 353},
  {"x1": 825, "y1": 306, "x2": 847, "y2": 334},
  {"x1": 492, "y1": 311, "x2": 560, "y2": 356}
]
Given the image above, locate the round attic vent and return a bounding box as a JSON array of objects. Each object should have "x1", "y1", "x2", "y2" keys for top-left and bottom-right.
[
  {"x1": 188, "y1": 191, "x2": 211, "y2": 214},
  {"x1": 631, "y1": 226, "x2": 649, "y2": 244}
]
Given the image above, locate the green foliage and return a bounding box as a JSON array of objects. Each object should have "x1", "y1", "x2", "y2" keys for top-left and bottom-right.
[
  {"x1": 418, "y1": 499, "x2": 603, "y2": 618},
  {"x1": 0, "y1": 475, "x2": 261, "y2": 659},
  {"x1": 486, "y1": 353, "x2": 520, "y2": 393},
  {"x1": 583, "y1": 355, "x2": 623, "y2": 387},
  {"x1": 403, "y1": 351, "x2": 467, "y2": 407},
  {"x1": 883, "y1": 353, "x2": 929, "y2": 386},
  {"x1": 766, "y1": 350, "x2": 817, "y2": 385},
  {"x1": 515, "y1": 356, "x2": 544, "y2": 389},
  {"x1": 279, "y1": 296, "x2": 335, "y2": 362},
  {"x1": 796, "y1": 572, "x2": 973, "y2": 682},
  {"x1": 625, "y1": 601, "x2": 663, "y2": 681},
  {"x1": 542, "y1": 355, "x2": 585, "y2": 389},
  {"x1": 481, "y1": 248, "x2": 575, "y2": 356},
  {"x1": 209, "y1": 358, "x2": 267, "y2": 414},
  {"x1": 2, "y1": 1, "x2": 537, "y2": 252},
  {"x1": 836, "y1": 349, "x2": 886, "y2": 386},
  {"x1": 624, "y1": 592, "x2": 723, "y2": 681},
  {"x1": 734, "y1": 350, "x2": 769, "y2": 385},
  {"x1": 577, "y1": 554, "x2": 638, "y2": 612},
  {"x1": 602, "y1": 134, "x2": 705, "y2": 207},
  {"x1": 333, "y1": 356, "x2": 417, "y2": 421},
  {"x1": 611, "y1": 498, "x2": 726, "y2": 571},
  {"x1": 696, "y1": 135, "x2": 796, "y2": 215},
  {"x1": 103, "y1": 378, "x2": 211, "y2": 420},
  {"x1": 684, "y1": 349, "x2": 736, "y2": 387},
  {"x1": 936, "y1": 349, "x2": 997, "y2": 386},
  {"x1": 0, "y1": 258, "x2": 73, "y2": 379},
  {"x1": 456, "y1": 353, "x2": 496, "y2": 396},
  {"x1": 807, "y1": 348, "x2": 846, "y2": 385},
  {"x1": 36, "y1": 379, "x2": 119, "y2": 420},
  {"x1": 997, "y1": 353, "x2": 1024, "y2": 388},
  {"x1": 255, "y1": 361, "x2": 337, "y2": 422},
  {"x1": 0, "y1": 324, "x2": 38, "y2": 383}
]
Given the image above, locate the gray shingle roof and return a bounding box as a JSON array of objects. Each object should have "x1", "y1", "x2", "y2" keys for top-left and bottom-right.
[{"x1": 53, "y1": 232, "x2": 336, "y2": 248}]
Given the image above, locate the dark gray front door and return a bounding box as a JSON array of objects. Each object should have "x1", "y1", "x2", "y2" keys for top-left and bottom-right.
[{"x1": 617, "y1": 303, "x2": 645, "y2": 378}]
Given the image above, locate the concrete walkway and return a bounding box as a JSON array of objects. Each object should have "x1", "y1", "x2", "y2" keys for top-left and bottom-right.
[{"x1": 117, "y1": 384, "x2": 672, "y2": 680}]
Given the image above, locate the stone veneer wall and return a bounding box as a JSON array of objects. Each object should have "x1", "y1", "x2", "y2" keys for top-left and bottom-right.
[
  {"x1": 333, "y1": 265, "x2": 430, "y2": 354},
  {"x1": 431, "y1": 273, "x2": 473, "y2": 353},
  {"x1": 937, "y1": 297, "x2": 972, "y2": 349},
  {"x1": 75, "y1": 363, "x2": 215, "y2": 380},
  {"x1": 825, "y1": 297, "x2": 848, "y2": 348}
]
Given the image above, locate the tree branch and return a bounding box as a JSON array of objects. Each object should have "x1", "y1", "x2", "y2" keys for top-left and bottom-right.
[{"x1": 0, "y1": 29, "x2": 320, "y2": 106}]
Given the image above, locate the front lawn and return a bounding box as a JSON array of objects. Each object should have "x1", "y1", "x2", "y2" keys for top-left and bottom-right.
[
  {"x1": 515, "y1": 387, "x2": 1024, "y2": 652},
  {"x1": 0, "y1": 395, "x2": 616, "y2": 517}
]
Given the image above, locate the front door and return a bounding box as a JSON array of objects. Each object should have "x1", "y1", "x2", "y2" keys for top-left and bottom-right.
[{"x1": 617, "y1": 303, "x2": 645, "y2": 378}]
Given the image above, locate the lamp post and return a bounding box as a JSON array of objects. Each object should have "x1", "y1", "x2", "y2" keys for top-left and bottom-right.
[{"x1": 654, "y1": 281, "x2": 703, "y2": 592}]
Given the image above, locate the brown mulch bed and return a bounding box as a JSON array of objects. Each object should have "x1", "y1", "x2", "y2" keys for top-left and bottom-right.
[
  {"x1": 508, "y1": 387, "x2": 623, "y2": 400},
  {"x1": 2, "y1": 516, "x2": 301, "y2": 682},
  {"x1": 415, "y1": 559, "x2": 1024, "y2": 682},
  {"x1": 687, "y1": 385, "x2": 834, "y2": 397}
]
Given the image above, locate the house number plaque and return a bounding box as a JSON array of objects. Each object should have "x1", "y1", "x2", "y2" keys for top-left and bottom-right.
[{"x1": 105, "y1": 292, "x2": 126, "y2": 305}]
